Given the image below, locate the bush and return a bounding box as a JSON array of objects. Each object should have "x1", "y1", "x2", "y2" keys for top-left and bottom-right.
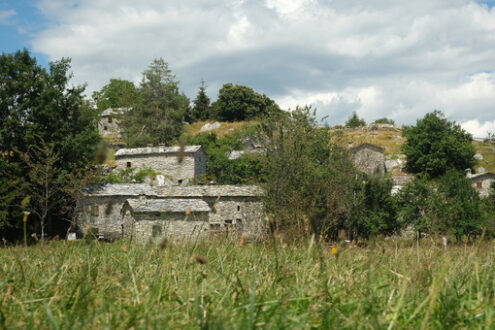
[{"x1": 345, "y1": 112, "x2": 366, "y2": 128}]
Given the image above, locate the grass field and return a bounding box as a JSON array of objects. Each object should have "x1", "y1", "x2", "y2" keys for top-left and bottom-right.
[{"x1": 1, "y1": 237, "x2": 495, "y2": 329}]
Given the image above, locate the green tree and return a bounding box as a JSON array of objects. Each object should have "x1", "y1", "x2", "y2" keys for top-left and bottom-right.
[
  {"x1": 92, "y1": 79, "x2": 138, "y2": 111},
  {"x1": 402, "y1": 111, "x2": 476, "y2": 178},
  {"x1": 213, "y1": 83, "x2": 280, "y2": 122},
  {"x1": 260, "y1": 107, "x2": 361, "y2": 239},
  {"x1": 187, "y1": 80, "x2": 211, "y2": 122},
  {"x1": 373, "y1": 117, "x2": 395, "y2": 125},
  {"x1": 0, "y1": 49, "x2": 100, "y2": 240},
  {"x1": 345, "y1": 112, "x2": 366, "y2": 127},
  {"x1": 119, "y1": 59, "x2": 190, "y2": 147}
]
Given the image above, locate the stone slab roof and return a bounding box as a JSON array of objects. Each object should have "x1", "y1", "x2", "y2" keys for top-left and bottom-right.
[
  {"x1": 115, "y1": 145, "x2": 203, "y2": 157},
  {"x1": 101, "y1": 107, "x2": 129, "y2": 117},
  {"x1": 352, "y1": 143, "x2": 385, "y2": 154},
  {"x1": 125, "y1": 199, "x2": 211, "y2": 213},
  {"x1": 155, "y1": 185, "x2": 264, "y2": 197},
  {"x1": 83, "y1": 184, "x2": 156, "y2": 197},
  {"x1": 468, "y1": 172, "x2": 495, "y2": 182},
  {"x1": 83, "y1": 184, "x2": 264, "y2": 197}
]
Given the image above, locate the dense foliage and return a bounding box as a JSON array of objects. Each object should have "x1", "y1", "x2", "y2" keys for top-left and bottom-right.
[
  {"x1": 373, "y1": 117, "x2": 395, "y2": 125},
  {"x1": 345, "y1": 112, "x2": 366, "y2": 127},
  {"x1": 91, "y1": 79, "x2": 138, "y2": 111},
  {"x1": 213, "y1": 83, "x2": 280, "y2": 122},
  {"x1": 402, "y1": 111, "x2": 476, "y2": 178},
  {"x1": 0, "y1": 49, "x2": 100, "y2": 240},
  {"x1": 187, "y1": 80, "x2": 212, "y2": 122},
  {"x1": 118, "y1": 59, "x2": 190, "y2": 147}
]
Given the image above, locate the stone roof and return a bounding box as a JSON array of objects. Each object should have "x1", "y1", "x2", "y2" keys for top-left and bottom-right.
[
  {"x1": 115, "y1": 145, "x2": 203, "y2": 157},
  {"x1": 101, "y1": 107, "x2": 129, "y2": 117},
  {"x1": 468, "y1": 172, "x2": 495, "y2": 182},
  {"x1": 156, "y1": 185, "x2": 264, "y2": 197},
  {"x1": 83, "y1": 184, "x2": 264, "y2": 197},
  {"x1": 83, "y1": 183, "x2": 156, "y2": 197},
  {"x1": 352, "y1": 143, "x2": 385, "y2": 154},
  {"x1": 125, "y1": 199, "x2": 211, "y2": 213}
]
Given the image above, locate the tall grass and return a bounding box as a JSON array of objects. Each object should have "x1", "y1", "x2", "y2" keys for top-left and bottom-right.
[{"x1": 0, "y1": 237, "x2": 494, "y2": 328}]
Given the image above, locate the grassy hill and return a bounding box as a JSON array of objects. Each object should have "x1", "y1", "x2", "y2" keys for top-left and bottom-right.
[{"x1": 183, "y1": 121, "x2": 495, "y2": 173}]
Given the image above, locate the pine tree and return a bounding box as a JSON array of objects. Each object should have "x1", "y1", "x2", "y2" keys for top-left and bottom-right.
[{"x1": 190, "y1": 80, "x2": 211, "y2": 122}]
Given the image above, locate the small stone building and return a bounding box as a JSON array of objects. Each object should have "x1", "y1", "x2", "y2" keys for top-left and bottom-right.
[
  {"x1": 122, "y1": 198, "x2": 211, "y2": 243},
  {"x1": 75, "y1": 184, "x2": 265, "y2": 242},
  {"x1": 352, "y1": 143, "x2": 386, "y2": 175},
  {"x1": 114, "y1": 146, "x2": 206, "y2": 185},
  {"x1": 468, "y1": 172, "x2": 495, "y2": 197},
  {"x1": 98, "y1": 108, "x2": 128, "y2": 136}
]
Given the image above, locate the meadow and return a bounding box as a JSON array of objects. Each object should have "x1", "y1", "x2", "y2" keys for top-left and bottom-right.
[{"x1": 1, "y1": 237, "x2": 495, "y2": 329}]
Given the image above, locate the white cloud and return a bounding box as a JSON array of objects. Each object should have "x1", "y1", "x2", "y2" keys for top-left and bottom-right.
[
  {"x1": 0, "y1": 9, "x2": 16, "y2": 24},
  {"x1": 31, "y1": 0, "x2": 495, "y2": 135},
  {"x1": 461, "y1": 119, "x2": 495, "y2": 138}
]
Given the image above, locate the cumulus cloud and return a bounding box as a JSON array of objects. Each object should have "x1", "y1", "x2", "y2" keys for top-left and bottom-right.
[
  {"x1": 31, "y1": 0, "x2": 495, "y2": 134},
  {"x1": 0, "y1": 9, "x2": 16, "y2": 24}
]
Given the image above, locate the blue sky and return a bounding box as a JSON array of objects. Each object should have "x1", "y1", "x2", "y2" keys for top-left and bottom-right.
[
  {"x1": 1, "y1": 0, "x2": 495, "y2": 136},
  {"x1": 0, "y1": 0, "x2": 49, "y2": 66}
]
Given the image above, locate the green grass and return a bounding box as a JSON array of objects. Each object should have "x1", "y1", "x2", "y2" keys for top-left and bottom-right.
[{"x1": 1, "y1": 238, "x2": 495, "y2": 328}]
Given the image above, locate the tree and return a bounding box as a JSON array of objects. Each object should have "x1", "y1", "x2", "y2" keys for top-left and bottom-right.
[
  {"x1": 0, "y1": 49, "x2": 100, "y2": 240},
  {"x1": 187, "y1": 80, "x2": 211, "y2": 122},
  {"x1": 260, "y1": 107, "x2": 361, "y2": 239},
  {"x1": 213, "y1": 83, "x2": 280, "y2": 122},
  {"x1": 402, "y1": 111, "x2": 476, "y2": 178},
  {"x1": 119, "y1": 59, "x2": 189, "y2": 147},
  {"x1": 374, "y1": 117, "x2": 395, "y2": 125},
  {"x1": 92, "y1": 79, "x2": 138, "y2": 111},
  {"x1": 345, "y1": 112, "x2": 366, "y2": 127}
]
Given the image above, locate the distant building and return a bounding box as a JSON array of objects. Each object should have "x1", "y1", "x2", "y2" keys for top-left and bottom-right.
[
  {"x1": 467, "y1": 171, "x2": 495, "y2": 197},
  {"x1": 75, "y1": 184, "x2": 265, "y2": 242},
  {"x1": 352, "y1": 143, "x2": 386, "y2": 175},
  {"x1": 98, "y1": 108, "x2": 128, "y2": 137},
  {"x1": 114, "y1": 145, "x2": 206, "y2": 185}
]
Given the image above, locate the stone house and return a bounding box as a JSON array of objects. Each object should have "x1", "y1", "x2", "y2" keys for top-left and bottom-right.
[
  {"x1": 98, "y1": 108, "x2": 128, "y2": 136},
  {"x1": 75, "y1": 184, "x2": 265, "y2": 243},
  {"x1": 352, "y1": 143, "x2": 386, "y2": 175},
  {"x1": 467, "y1": 172, "x2": 495, "y2": 197},
  {"x1": 114, "y1": 145, "x2": 206, "y2": 185}
]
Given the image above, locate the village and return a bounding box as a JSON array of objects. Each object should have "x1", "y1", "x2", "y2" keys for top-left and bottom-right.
[{"x1": 74, "y1": 109, "x2": 495, "y2": 243}]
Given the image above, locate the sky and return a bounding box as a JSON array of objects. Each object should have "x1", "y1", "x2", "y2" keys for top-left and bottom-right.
[{"x1": 1, "y1": 0, "x2": 495, "y2": 137}]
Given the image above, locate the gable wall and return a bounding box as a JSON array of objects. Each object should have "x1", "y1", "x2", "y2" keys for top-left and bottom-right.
[{"x1": 353, "y1": 149, "x2": 385, "y2": 175}]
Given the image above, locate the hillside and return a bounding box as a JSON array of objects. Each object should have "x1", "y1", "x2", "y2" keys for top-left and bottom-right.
[{"x1": 184, "y1": 121, "x2": 495, "y2": 173}]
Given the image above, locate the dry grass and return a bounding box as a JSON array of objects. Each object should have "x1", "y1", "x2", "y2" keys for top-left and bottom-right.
[
  {"x1": 474, "y1": 141, "x2": 495, "y2": 173},
  {"x1": 1, "y1": 238, "x2": 495, "y2": 328},
  {"x1": 184, "y1": 120, "x2": 259, "y2": 138}
]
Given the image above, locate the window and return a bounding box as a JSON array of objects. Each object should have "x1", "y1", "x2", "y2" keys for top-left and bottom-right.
[
  {"x1": 178, "y1": 179, "x2": 183, "y2": 185},
  {"x1": 108, "y1": 116, "x2": 113, "y2": 123},
  {"x1": 224, "y1": 219, "x2": 233, "y2": 230},
  {"x1": 210, "y1": 223, "x2": 221, "y2": 231},
  {"x1": 103, "y1": 126, "x2": 108, "y2": 131},
  {"x1": 237, "y1": 205, "x2": 240, "y2": 211},
  {"x1": 126, "y1": 162, "x2": 132, "y2": 168},
  {"x1": 236, "y1": 219, "x2": 243, "y2": 230},
  {"x1": 152, "y1": 224, "x2": 162, "y2": 237},
  {"x1": 477, "y1": 181, "x2": 482, "y2": 189},
  {"x1": 91, "y1": 205, "x2": 99, "y2": 217}
]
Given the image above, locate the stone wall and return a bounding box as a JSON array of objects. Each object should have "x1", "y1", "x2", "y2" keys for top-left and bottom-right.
[
  {"x1": 76, "y1": 196, "x2": 129, "y2": 240},
  {"x1": 98, "y1": 115, "x2": 121, "y2": 136},
  {"x1": 353, "y1": 148, "x2": 385, "y2": 175},
  {"x1": 124, "y1": 211, "x2": 209, "y2": 243},
  {"x1": 471, "y1": 177, "x2": 495, "y2": 197},
  {"x1": 115, "y1": 154, "x2": 198, "y2": 185}
]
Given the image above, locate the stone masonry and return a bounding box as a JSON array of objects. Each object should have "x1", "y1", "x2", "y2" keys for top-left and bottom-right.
[
  {"x1": 352, "y1": 143, "x2": 386, "y2": 175},
  {"x1": 114, "y1": 145, "x2": 206, "y2": 185}
]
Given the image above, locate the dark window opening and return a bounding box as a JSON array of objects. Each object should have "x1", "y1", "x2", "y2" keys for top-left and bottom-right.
[
  {"x1": 91, "y1": 205, "x2": 99, "y2": 217},
  {"x1": 237, "y1": 205, "x2": 240, "y2": 211},
  {"x1": 210, "y1": 223, "x2": 221, "y2": 231},
  {"x1": 477, "y1": 181, "x2": 482, "y2": 189},
  {"x1": 224, "y1": 219, "x2": 233, "y2": 230},
  {"x1": 152, "y1": 224, "x2": 162, "y2": 237},
  {"x1": 126, "y1": 162, "x2": 132, "y2": 168},
  {"x1": 108, "y1": 116, "x2": 113, "y2": 123},
  {"x1": 103, "y1": 126, "x2": 108, "y2": 130},
  {"x1": 178, "y1": 179, "x2": 183, "y2": 185}
]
